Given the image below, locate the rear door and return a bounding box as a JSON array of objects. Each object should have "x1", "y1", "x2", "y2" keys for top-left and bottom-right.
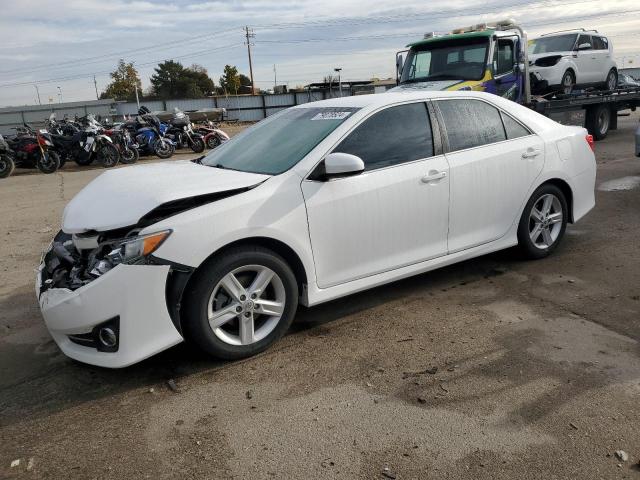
[
  {"x1": 591, "y1": 35, "x2": 610, "y2": 84},
  {"x1": 575, "y1": 34, "x2": 598, "y2": 83},
  {"x1": 301, "y1": 102, "x2": 450, "y2": 288},
  {"x1": 435, "y1": 98, "x2": 545, "y2": 252}
]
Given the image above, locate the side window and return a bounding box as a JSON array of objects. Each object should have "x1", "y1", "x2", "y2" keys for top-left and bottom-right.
[
  {"x1": 601, "y1": 37, "x2": 609, "y2": 50},
  {"x1": 437, "y1": 99, "x2": 506, "y2": 152},
  {"x1": 577, "y1": 34, "x2": 592, "y2": 50},
  {"x1": 592, "y1": 36, "x2": 606, "y2": 50},
  {"x1": 334, "y1": 103, "x2": 434, "y2": 170},
  {"x1": 494, "y1": 40, "x2": 515, "y2": 75},
  {"x1": 501, "y1": 111, "x2": 531, "y2": 139}
]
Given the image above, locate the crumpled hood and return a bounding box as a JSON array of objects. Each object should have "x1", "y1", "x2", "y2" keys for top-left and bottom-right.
[
  {"x1": 62, "y1": 160, "x2": 269, "y2": 233},
  {"x1": 388, "y1": 80, "x2": 464, "y2": 92},
  {"x1": 528, "y1": 51, "x2": 572, "y2": 63}
]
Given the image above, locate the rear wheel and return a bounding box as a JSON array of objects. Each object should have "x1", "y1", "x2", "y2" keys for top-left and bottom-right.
[
  {"x1": 517, "y1": 184, "x2": 568, "y2": 259},
  {"x1": 96, "y1": 143, "x2": 119, "y2": 168},
  {"x1": 0, "y1": 154, "x2": 15, "y2": 179},
  {"x1": 36, "y1": 151, "x2": 60, "y2": 174},
  {"x1": 586, "y1": 104, "x2": 612, "y2": 140},
  {"x1": 560, "y1": 70, "x2": 575, "y2": 94},
  {"x1": 183, "y1": 247, "x2": 298, "y2": 360}
]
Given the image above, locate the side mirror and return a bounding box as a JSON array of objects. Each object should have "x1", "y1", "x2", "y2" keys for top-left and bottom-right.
[
  {"x1": 324, "y1": 152, "x2": 365, "y2": 177},
  {"x1": 577, "y1": 43, "x2": 591, "y2": 51}
]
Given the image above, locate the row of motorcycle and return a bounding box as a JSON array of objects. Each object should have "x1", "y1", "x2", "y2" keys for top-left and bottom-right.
[{"x1": 0, "y1": 106, "x2": 230, "y2": 179}]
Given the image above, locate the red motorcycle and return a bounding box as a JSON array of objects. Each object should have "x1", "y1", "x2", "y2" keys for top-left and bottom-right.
[
  {"x1": 194, "y1": 120, "x2": 230, "y2": 149},
  {"x1": 5, "y1": 125, "x2": 60, "y2": 174}
]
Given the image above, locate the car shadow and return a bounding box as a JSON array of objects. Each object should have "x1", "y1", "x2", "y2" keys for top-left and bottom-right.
[{"x1": 0, "y1": 248, "x2": 521, "y2": 427}]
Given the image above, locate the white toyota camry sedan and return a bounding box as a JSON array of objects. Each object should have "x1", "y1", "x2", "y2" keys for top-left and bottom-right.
[{"x1": 36, "y1": 91, "x2": 596, "y2": 368}]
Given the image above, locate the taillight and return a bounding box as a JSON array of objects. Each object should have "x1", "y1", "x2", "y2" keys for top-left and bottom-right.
[{"x1": 585, "y1": 134, "x2": 595, "y2": 152}]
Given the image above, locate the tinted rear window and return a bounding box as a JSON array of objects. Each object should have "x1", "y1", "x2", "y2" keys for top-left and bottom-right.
[{"x1": 437, "y1": 99, "x2": 507, "y2": 151}]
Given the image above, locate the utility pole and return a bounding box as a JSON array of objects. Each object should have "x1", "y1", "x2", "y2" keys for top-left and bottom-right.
[
  {"x1": 245, "y1": 26, "x2": 255, "y2": 94},
  {"x1": 34, "y1": 84, "x2": 42, "y2": 105},
  {"x1": 57, "y1": 86, "x2": 62, "y2": 103},
  {"x1": 93, "y1": 75, "x2": 99, "y2": 100},
  {"x1": 273, "y1": 64, "x2": 277, "y2": 91}
]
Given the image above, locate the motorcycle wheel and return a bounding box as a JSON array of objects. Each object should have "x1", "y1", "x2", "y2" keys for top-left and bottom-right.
[
  {"x1": 120, "y1": 147, "x2": 139, "y2": 164},
  {"x1": 190, "y1": 137, "x2": 205, "y2": 153},
  {"x1": 74, "y1": 150, "x2": 93, "y2": 166},
  {"x1": 206, "y1": 136, "x2": 221, "y2": 149},
  {"x1": 96, "y1": 143, "x2": 120, "y2": 168},
  {"x1": 37, "y1": 151, "x2": 60, "y2": 174},
  {"x1": 0, "y1": 154, "x2": 15, "y2": 179},
  {"x1": 154, "y1": 139, "x2": 173, "y2": 159}
]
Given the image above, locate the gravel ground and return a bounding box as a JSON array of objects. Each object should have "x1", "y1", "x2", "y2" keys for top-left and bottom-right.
[{"x1": 1, "y1": 114, "x2": 639, "y2": 479}]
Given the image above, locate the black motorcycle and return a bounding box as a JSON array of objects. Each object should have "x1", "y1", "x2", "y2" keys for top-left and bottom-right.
[
  {"x1": 165, "y1": 109, "x2": 205, "y2": 153},
  {"x1": 0, "y1": 133, "x2": 15, "y2": 179},
  {"x1": 48, "y1": 114, "x2": 120, "y2": 168}
]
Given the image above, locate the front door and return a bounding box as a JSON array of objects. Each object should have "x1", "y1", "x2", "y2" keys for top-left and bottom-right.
[
  {"x1": 301, "y1": 102, "x2": 450, "y2": 288},
  {"x1": 493, "y1": 38, "x2": 520, "y2": 101},
  {"x1": 435, "y1": 98, "x2": 545, "y2": 252}
]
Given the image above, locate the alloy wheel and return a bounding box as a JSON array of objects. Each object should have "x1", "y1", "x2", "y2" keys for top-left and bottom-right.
[
  {"x1": 207, "y1": 265, "x2": 286, "y2": 346},
  {"x1": 528, "y1": 193, "x2": 563, "y2": 249},
  {"x1": 607, "y1": 71, "x2": 617, "y2": 90},
  {"x1": 562, "y1": 72, "x2": 574, "y2": 94}
]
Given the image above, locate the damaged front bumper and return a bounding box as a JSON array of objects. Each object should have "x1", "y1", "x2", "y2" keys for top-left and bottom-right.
[{"x1": 36, "y1": 243, "x2": 184, "y2": 368}]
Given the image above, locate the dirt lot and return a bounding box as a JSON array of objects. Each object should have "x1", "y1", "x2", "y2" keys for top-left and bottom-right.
[{"x1": 1, "y1": 114, "x2": 639, "y2": 479}]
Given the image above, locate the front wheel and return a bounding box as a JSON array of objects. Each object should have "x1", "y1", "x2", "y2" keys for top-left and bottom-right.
[
  {"x1": 517, "y1": 184, "x2": 568, "y2": 259},
  {"x1": 206, "y1": 135, "x2": 221, "y2": 149},
  {"x1": 190, "y1": 137, "x2": 205, "y2": 153},
  {"x1": 183, "y1": 247, "x2": 299, "y2": 360},
  {"x1": 96, "y1": 143, "x2": 120, "y2": 168},
  {"x1": 153, "y1": 139, "x2": 173, "y2": 159},
  {"x1": 603, "y1": 69, "x2": 617, "y2": 91},
  {"x1": 36, "y1": 150, "x2": 60, "y2": 174},
  {"x1": 0, "y1": 154, "x2": 15, "y2": 179},
  {"x1": 560, "y1": 70, "x2": 575, "y2": 95},
  {"x1": 120, "y1": 146, "x2": 139, "y2": 164}
]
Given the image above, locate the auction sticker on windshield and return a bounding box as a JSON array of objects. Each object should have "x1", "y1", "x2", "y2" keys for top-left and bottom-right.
[{"x1": 311, "y1": 111, "x2": 353, "y2": 120}]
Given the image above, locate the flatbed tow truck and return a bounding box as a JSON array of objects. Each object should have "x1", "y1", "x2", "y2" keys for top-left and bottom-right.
[{"x1": 393, "y1": 19, "x2": 640, "y2": 140}]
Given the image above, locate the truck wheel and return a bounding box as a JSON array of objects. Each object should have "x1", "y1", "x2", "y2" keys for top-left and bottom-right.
[
  {"x1": 586, "y1": 104, "x2": 611, "y2": 140},
  {"x1": 560, "y1": 70, "x2": 575, "y2": 94}
]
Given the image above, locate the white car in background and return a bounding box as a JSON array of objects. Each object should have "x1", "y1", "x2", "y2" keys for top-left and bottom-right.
[
  {"x1": 529, "y1": 29, "x2": 618, "y2": 94},
  {"x1": 36, "y1": 91, "x2": 596, "y2": 368}
]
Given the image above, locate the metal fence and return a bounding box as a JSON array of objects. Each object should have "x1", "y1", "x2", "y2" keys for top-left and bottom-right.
[{"x1": 0, "y1": 88, "x2": 364, "y2": 134}]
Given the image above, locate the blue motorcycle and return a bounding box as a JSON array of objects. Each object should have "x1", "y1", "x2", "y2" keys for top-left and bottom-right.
[{"x1": 124, "y1": 109, "x2": 175, "y2": 159}]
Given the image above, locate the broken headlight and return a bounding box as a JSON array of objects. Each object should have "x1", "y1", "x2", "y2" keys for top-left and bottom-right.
[{"x1": 114, "y1": 230, "x2": 172, "y2": 264}]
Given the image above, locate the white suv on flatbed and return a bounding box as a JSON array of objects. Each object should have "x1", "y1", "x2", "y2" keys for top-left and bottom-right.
[{"x1": 529, "y1": 29, "x2": 617, "y2": 94}]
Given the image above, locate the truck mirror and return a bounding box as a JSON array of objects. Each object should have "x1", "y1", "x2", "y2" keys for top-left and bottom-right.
[{"x1": 396, "y1": 53, "x2": 404, "y2": 80}]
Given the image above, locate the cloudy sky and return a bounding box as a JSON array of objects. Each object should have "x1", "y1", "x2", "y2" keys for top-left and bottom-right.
[{"x1": 0, "y1": 0, "x2": 638, "y2": 106}]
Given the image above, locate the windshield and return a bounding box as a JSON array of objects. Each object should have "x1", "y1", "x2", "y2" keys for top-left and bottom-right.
[
  {"x1": 201, "y1": 107, "x2": 359, "y2": 175},
  {"x1": 401, "y1": 37, "x2": 489, "y2": 83},
  {"x1": 529, "y1": 34, "x2": 577, "y2": 54}
]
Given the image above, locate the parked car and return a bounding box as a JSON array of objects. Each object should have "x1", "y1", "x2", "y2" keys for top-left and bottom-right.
[
  {"x1": 36, "y1": 91, "x2": 596, "y2": 368},
  {"x1": 618, "y1": 72, "x2": 640, "y2": 88},
  {"x1": 529, "y1": 29, "x2": 618, "y2": 94}
]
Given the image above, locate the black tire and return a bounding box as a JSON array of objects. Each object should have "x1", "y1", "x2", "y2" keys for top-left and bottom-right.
[
  {"x1": 560, "y1": 70, "x2": 575, "y2": 94},
  {"x1": 120, "y1": 146, "x2": 139, "y2": 164},
  {"x1": 586, "y1": 104, "x2": 612, "y2": 140},
  {"x1": 74, "y1": 151, "x2": 93, "y2": 166},
  {"x1": 0, "y1": 154, "x2": 15, "y2": 179},
  {"x1": 603, "y1": 68, "x2": 618, "y2": 91},
  {"x1": 206, "y1": 135, "x2": 220, "y2": 149},
  {"x1": 36, "y1": 151, "x2": 60, "y2": 174},
  {"x1": 190, "y1": 137, "x2": 205, "y2": 153},
  {"x1": 153, "y1": 139, "x2": 173, "y2": 159},
  {"x1": 96, "y1": 143, "x2": 120, "y2": 168},
  {"x1": 183, "y1": 246, "x2": 299, "y2": 360},
  {"x1": 517, "y1": 184, "x2": 568, "y2": 259}
]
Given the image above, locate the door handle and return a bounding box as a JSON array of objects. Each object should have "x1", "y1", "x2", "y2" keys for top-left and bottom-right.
[
  {"x1": 522, "y1": 149, "x2": 541, "y2": 159},
  {"x1": 421, "y1": 170, "x2": 447, "y2": 183}
]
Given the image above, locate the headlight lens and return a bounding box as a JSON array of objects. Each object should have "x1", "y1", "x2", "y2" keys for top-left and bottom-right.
[{"x1": 117, "y1": 230, "x2": 171, "y2": 263}]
